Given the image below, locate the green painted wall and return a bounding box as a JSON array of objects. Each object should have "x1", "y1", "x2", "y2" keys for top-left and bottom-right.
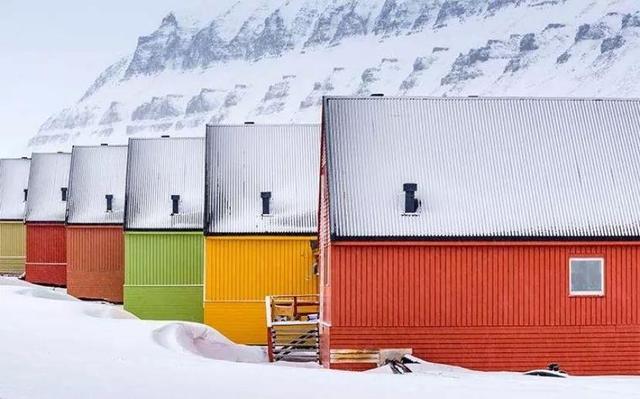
[{"x1": 124, "y1": 232, "x2": 203, "y2": 322}]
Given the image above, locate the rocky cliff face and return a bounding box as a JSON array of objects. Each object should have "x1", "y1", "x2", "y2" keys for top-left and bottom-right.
[{"x1": 30, "y1": 0, "x2": 640, "y2": 149}]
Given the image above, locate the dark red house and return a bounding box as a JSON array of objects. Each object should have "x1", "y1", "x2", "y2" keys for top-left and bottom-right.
[
  {"x1": 319, "y1": 96, "x2": 640, "y2": 375},
  {"x1": 25, "y1": 153, "x2": 71, "y2": 287}
]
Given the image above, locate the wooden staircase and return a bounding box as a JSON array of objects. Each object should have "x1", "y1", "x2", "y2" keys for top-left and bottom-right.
[
  {"x1": 269, "y1": 322, "x2": 319, "y2": 363},
  {"x1": 266, "y1": 295, "x2": 320, "y2": 363}
]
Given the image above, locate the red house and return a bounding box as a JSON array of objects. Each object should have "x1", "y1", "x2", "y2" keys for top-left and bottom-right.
[
  {"x1": 319, "y1": 96, "x2": 640, "y2": 375},
  {"x1": 25, "y1": 153, "x2": 71, "y2": 287}
]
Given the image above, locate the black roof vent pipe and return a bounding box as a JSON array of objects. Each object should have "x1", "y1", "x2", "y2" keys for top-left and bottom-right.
[
  {"x1": 23, "y1": 189, "x2": 28, "y2": 202},
  {"x1": 171, "y1": 195, "x2": 180, "y2": 215},
  {"x1": 244, "y1": 121, "x2": 255, "y2": 125},
  {"x1": 371, "y1": 93, "x2": 384, "y2": 97},
  {"x1": 261, "y1": 192, "x2": 272, "y2": 215},
  {"x1": 105, "y1": 194, "x2": 114, "y2": 212},
  {"x1": 61, "y1": 187, "x2": 68, "y2": 202},
  {"x1": 403, "y1": 183, "x2": 419, "y2": 214}
]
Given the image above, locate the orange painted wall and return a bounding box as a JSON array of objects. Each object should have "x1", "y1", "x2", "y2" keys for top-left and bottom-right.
[
  {"x1": 25, "y1": 223, "x2": 67, "y2": 286},
  {"x1": 320, "y1": 242, "x2": 640, "y2": 375},
  {"x1": 67, "y1": 226, "x2": 124, "y2": 303}
]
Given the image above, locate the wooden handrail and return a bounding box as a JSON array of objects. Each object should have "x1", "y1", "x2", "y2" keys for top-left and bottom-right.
[{"x1": 266, "y1": 294, "x2": 320, "y2": 327}]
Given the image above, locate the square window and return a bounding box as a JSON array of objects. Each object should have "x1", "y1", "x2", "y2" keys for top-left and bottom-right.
[{"x1": 569, "y1": 258, "x2": 604, "y2": 296}]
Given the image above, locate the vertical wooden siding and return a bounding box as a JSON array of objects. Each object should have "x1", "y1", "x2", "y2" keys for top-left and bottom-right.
[
  {"x1": 204, "y1": 236, "x2": 318, "y2": 344},
  {"x1": 0, "y1": 222, "x2": 26, "y2": 274},
  {"x1": 25, "y1": 223, "x2": 66, "y2": 286},
  {"x1": 205, "y1": 237, "x2": 318, "y2": 301},
  {"x1": 123, "y1": 232, "x2": 203, "y2": 322},
  {"x1": 125, "y1": 232, "x2": 203, "y2": 286},
  {"x1": 331, "y1": 243, "x2": 640, "y2": 327},
  {"x1": 324, "y1": 242, "x2": 640, "y2": 375},
  {"x1": 328, "y1": 325, "x2": 640, "y2": 374},
  {"x1": 67, "y1": 226, "x2": 124, "y2": 303}
]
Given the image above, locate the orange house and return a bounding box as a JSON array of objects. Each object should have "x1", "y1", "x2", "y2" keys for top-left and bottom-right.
[
  {"x1": 319, "y1": 96, "x2": 640, "y2": 375},
  {"x1": 66, "y1": 145, "x2": 128, "y2": 303}
]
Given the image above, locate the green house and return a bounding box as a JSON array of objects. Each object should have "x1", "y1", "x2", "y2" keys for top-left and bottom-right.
[{"x1": 123, "y1": 137, "x2": 205, "y2": 322}]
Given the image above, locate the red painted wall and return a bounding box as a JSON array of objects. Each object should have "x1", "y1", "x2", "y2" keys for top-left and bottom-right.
[
  {"x1": 25, "y1": 223, "x2": 67, "y2": 287},
  {"x1": 320, "y1": 242, "x2": 640, "y2": 375},
  {"x1": 66, "y1": 226, "x2": 124, "y2": 303}
]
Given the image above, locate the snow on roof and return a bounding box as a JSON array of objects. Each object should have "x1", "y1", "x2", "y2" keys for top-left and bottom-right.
[
  {"x1": 205, "y1": 124, "x2": 320, "y2": 235},
  {"x1": 67, "y1": 145, "x2": 128, "y2": 225},
  {"x1": 324, "y1": 96, "x2": 640, "y2": 239},
  {"x1": 25, "y1": 153, "x2": 72, "y2": 223},
  {"x1": 125, "y1": 137, "x2": 204, "y2": 231},
  {"x1": 0, "y1": 158, "x2": 31, "y2": 221}
]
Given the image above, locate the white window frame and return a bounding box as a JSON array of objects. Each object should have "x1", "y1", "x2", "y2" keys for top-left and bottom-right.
[{"x1": 569, "y1": 257, "x2": 605, "y2": 297}]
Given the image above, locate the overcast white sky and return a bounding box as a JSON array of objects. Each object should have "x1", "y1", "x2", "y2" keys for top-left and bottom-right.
[{"x1": 0, "y1": 0, "x2": 232, "y2": 158}]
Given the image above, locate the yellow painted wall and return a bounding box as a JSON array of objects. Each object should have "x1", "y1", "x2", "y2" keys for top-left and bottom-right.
[
  {"x1": 204, "y1": 236, "x2": 318, "y2": 345},
  {"x1": 0, "y1": 222, "x2": 26, "y2": 274}
]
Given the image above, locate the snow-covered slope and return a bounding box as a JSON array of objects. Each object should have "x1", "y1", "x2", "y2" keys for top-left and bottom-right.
[
  {"x1": 29, "y1": 0, "x2": 640, "y2": 150},
  {"x1": 1, "y1": 277, "x2": 639, "y2": 399}
]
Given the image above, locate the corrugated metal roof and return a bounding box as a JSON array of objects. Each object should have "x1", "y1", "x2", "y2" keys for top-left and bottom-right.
[
  {"x1": 67, "y1": 145, "x2": 128, "y2": 225},
  {"x1": 324, "y1": 96, "x2": 640, "y2": 239},
  {"x1": 25, "y1": 153, "x2": 71, "y2": 223},
  {"x1": 205, "y1": 124, "x2": 320, "y2": 235},
  {"x1": 0, "y1": 158, "x2": 31, "y2": 221},
  {"x1": 125, "y1": 137, "x2": 204, "y2": 231}
]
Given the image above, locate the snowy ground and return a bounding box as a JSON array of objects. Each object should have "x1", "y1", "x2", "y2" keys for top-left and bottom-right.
[{"x1": 0, "y1": 277, "x2": 639, "y2": 399}]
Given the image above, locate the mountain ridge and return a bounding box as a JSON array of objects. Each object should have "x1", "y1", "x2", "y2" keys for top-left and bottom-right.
[{"x1": 29, "y1": 0, "x2": 640, "y2": 150}]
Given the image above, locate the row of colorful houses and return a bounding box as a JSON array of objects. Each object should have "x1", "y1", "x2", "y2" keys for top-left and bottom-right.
[
  {"x1": 1, "y1": 96, "x2": 639, "y2": 375},
  {"x1": 0, "y1": 126, "x2": 320, "y2": 347}
]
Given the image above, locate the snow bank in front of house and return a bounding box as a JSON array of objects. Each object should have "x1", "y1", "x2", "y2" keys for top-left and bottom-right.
[
  {"x1": 369, "y1": 359, "x2": 477, "y2": 376},
  {"x1": 15, "y1": 287, "x2": 76, "y2": 301},
  {"x1": 83, "y1": 306, "x2": 138, "y2": 320},
  {"x1": 0, "y1": 276, "x2": 32, "y2": 286},
  {"x1": 1, "y1": 276, "x2": 640, "y2": 399},
  {"x1": 153, "y1": 322, "x2": 267, "y2": 363}
]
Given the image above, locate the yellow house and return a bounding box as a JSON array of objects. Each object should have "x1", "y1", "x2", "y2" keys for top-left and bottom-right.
[
  {"x1": 204, "y1": 124, "x2": 320, "y2": 345},
  {"x1": 0, "y1": 158, "x2": 30, "y2": 275}
]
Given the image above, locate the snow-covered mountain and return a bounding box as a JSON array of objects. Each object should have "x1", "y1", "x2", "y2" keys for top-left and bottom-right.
[{"x1": 29, "y1": 0, "x2": 640, "y2": 150}]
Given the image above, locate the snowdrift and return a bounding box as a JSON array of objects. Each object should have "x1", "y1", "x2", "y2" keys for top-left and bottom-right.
[
  {"x1": 16, "y1": 287, "x2": 75, "y2": 302},
  {"x1": 83, "y1": 306, "x2": 138, "y2": 320},
  {"x1": 153, "y1": 322, "x2": 267, "y2": 363}
]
